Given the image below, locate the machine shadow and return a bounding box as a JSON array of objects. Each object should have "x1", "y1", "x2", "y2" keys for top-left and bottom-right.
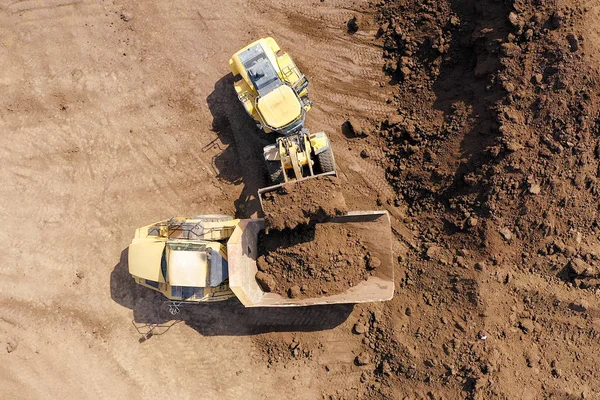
[
  {"x1": 111, "y1": 249, "x2": 354, "y2": 337},
  {"x1": 430, "y1": 0, "x2": 511, "y2": 214},
  {"x1": 380, "y1": 0, "x2": 511, "y2": 223},
  {"x1": 206, "y1": 73, "x2": 271, "y2": 218}
]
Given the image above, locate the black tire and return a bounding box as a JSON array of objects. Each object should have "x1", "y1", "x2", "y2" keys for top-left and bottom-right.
[
  {"x1": 316, "y1": 146, "x2": 336, "y2": 174},
  {"x1": 266, "y1": 160, "x2": 284, "y2": 184}
]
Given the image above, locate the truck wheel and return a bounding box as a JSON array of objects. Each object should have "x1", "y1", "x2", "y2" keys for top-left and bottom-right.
[
  {"x1": 316, "y1": 146, "x2": 336, "y2": 174},
  {"x1": 266, "y1": 161, "x2": 284, "y2": 184}
]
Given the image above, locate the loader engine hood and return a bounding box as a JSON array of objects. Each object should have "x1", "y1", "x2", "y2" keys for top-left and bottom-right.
[{"x1": 257, "y1": 85, "x2": 302, "y2": 129}]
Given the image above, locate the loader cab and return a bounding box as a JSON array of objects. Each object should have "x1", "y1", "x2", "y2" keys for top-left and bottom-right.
[
  {"x1": 230, "y1": 38, "x2": 308, "y2": 136},
  {"x1": 241, "y1": 43, "x2": 283, "y2": 97}
]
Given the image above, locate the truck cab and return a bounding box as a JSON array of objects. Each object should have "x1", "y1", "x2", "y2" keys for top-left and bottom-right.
[{"x1": 128, "y1": 217, "x2": 236, "y2": 302}]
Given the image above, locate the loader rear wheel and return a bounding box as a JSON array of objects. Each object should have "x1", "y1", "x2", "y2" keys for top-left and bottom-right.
[
  {"x1": 316, "y1": 147, "x2": 336, "y2": 174},
  {"x1": 266, "y1": 161, "x2": 284, "y2": 185}
]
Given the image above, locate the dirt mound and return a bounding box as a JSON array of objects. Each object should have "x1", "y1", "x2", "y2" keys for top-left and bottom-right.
[
  {"x1": 255, "y1": 223, "x2": 376, "y2": 299},
  {"x1": 343, "y1": 0, "x2": 600, "y2": 398},
  {"x1": 261, "y1": 176, "x2": 348, "y2": 230}
]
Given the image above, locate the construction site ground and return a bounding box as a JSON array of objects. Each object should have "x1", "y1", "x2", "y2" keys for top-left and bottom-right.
[{"x1": 2, "y1": 0, "x2": 600, "y2": 399}]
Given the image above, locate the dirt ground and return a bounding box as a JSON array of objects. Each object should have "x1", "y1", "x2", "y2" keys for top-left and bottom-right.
[{"x1": 3, "y1": 0, "x2": 600, "y2": 399}]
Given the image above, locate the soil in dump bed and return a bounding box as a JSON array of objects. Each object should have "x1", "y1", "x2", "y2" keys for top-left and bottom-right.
[
  {"x1": 255, "y1": 222, "x2": 381, "y2": 299},
  {"x1": 261, "y1": 176, "x2": 348, "y2": 231}
]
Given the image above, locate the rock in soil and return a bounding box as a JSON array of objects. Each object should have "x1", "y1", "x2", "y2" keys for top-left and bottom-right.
[
  {"x1": 255, "y1": 271, "x2": 276, "y2": 292},
  {"x1": 353, "y1": 322, "x2": 367, "y2": 334},
  {"x1": 347, "y1": 16, "x2": 359, "y2": 34},
  {"x1": 355, "y1": 352, "x2": 370, "y2": 366},
  {"x1": 568, "y1": 258, "x2": 594, "y2": 276}
]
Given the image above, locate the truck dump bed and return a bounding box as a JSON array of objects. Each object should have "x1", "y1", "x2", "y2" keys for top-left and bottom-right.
[{"x1": 227, "y1": 211, "x2": 394, "y2": 307}]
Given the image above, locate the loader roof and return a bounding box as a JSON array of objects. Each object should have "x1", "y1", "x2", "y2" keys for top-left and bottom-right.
[{"x1": 238, "y1": 43, "x2": 282, "y2": 97}]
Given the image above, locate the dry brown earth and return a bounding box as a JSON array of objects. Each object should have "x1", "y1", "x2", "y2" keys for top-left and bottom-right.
[
  {"x1": 3, "y1": 0, "x2": 600, "y2": 399},
  {"x1": 261, "y1": 176, "x2": 348, "y2": 231}
]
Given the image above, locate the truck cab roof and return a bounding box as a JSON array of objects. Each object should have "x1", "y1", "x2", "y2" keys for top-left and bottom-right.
[{"x1": 128, "y1": 239, "x2": 228, "y2": 288}]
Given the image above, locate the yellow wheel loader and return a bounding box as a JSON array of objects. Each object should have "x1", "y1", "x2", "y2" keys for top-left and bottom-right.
[
  {"x1": 230, "y1": 38, "x2": 338, "y2": 205},
  {"x1": 128, "y1": 212, "x2": 394, "y2": 308},
  {"x1": 229, "y1": 37, "x2": 311, "y2": 136}
]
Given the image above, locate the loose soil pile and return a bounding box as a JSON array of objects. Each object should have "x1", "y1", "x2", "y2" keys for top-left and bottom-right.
[
  {"x1": 261, "y1": 176, "x2": 348, "y2": 230},
  {"x1": 255, "y1": 223, "x2": 377, "y2": 299},
  {"x1": 334, "y1": 0, "x2": 600, "y2": 398}
]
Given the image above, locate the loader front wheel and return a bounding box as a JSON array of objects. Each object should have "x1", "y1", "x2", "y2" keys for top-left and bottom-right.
[
  {"x1": 266, "y1": 161, "x2": 284, "y2": 185},
  {"x1": 316, "y1": 147, "x2": 336, "y2": 174}
]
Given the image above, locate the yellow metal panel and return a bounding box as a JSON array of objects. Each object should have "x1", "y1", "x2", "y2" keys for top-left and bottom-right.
[
  {"x1": 276, "y1": 53, "x2": 301, "y2": 83},
  {"x1": 264, "y1": 37, "x2": 281, "y2": 53},
  {"x1": 234, "y1": 80, "x2": 255, "y2": 115},
  {"x1": 128, "y1": 239, "x2": 166, "y2": 282},
  {"x1": 167, "y1": 250, "x2": 208, "y2": 287},
  {"x1": 309, "y1": 133, "x2": 329, "y2": 153},
  {"x1": 256, "y1": 85, "x2": 301, "y2": 129}
]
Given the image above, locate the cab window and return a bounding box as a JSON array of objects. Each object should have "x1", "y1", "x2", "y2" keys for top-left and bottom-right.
[
  {"x1": 161, "y1": 249, "x2": 167, "y2": 280},
  {"x1": 145, "y1": 280, "x2": 159, "y2": 289},
  {"x1": 171, "y1": 286, "x2": 204, "y2": 300}
]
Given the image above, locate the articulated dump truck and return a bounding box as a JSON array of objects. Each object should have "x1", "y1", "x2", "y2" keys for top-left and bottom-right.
[{"x1": 128, "y1": 212, "x2": 394, "y2": 308}]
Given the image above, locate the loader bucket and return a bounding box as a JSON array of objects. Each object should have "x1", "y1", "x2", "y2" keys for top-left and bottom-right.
[
  {"x1": 227, "y1": 211, "x2": 394, "y2": 307},
  {"x1": 257, "y1": 171, "x2": 337, "y2": 212}
]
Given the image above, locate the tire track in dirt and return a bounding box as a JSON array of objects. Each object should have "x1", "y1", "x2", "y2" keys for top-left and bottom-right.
[
  {"x1": 317, "y1": 93, "x2": 394, "y2": 117},
  {"x1": 0, "y1": 300, "x2": 137, "y2": 398},
  {"x1": 256, "y1": 0, "x2": 358, "y2": 28}
]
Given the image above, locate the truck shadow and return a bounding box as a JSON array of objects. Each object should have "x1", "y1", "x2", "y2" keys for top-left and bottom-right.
[
  {"x1": 206, "y1": 73, "x2": 271, "y2": 218},
  {"x1": 111, "y1": 249, "x2": 354, "y2": 337}
]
